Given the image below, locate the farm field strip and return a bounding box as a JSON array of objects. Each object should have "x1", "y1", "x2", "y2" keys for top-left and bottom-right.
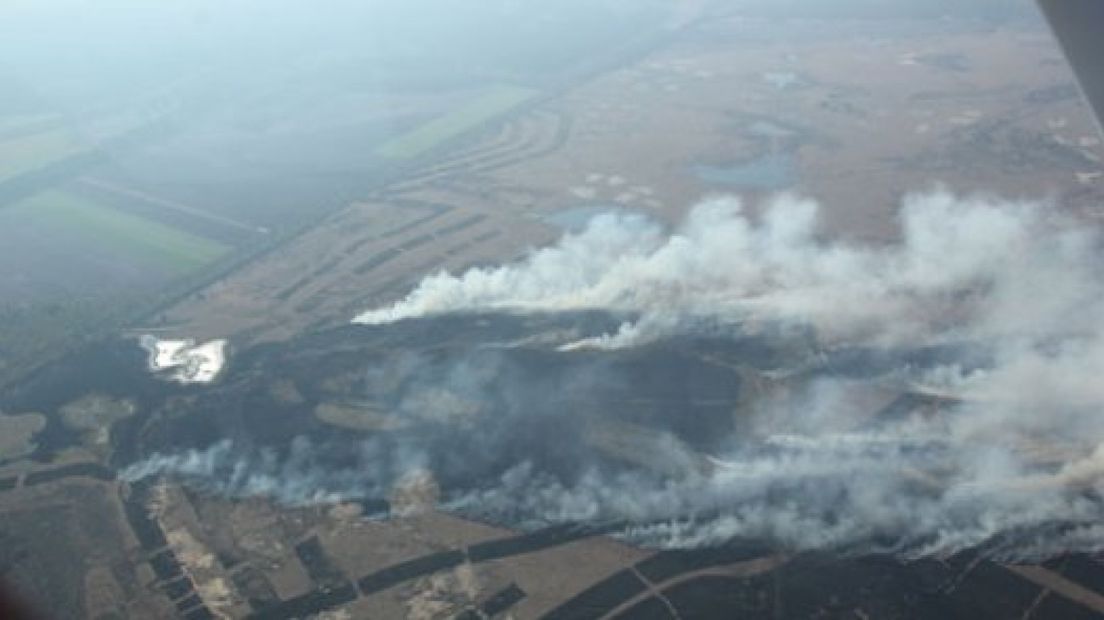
[
  {"x1": 0, "y1": 128, "x2": 91, "y2": 183},
  {"x1": 375, "y1": 85, "x2": 538, "y2": 160},
  {"x1": 77, "y1": 177, "x2": 265, "y2": 235},
  {"x1": 9, "y1": 190, "x2": 231, "y2": 272},
  {"x1": 0, "y1": 113, "x2": 62, "y2": 140}
]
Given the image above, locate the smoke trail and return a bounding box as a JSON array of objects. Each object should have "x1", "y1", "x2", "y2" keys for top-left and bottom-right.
[
  {"x1": 123, "y1": 423, "x2": 1104, "y2": 559},
  {"x1": 356, "y1": 189, "x2": 1104, "y2": 557},
  {"x1": 355, "y1": 190, "x2": 1102, "y2": 350},
  {"x1": 121, "y1": 437, "x2": 426, "y2": 506},
  {"x1": 126, "y1": 190, "x2": 1104, "y2": 559}
]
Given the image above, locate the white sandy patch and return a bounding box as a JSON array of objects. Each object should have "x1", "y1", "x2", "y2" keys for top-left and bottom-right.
[{"x1": 140, "y1": 335, "x2": 228, "y2": 384}]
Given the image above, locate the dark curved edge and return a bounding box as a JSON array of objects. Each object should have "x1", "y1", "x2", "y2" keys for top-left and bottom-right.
[{"x1": 1037, "y1": 0, "x2": 1104, "y2": 136}]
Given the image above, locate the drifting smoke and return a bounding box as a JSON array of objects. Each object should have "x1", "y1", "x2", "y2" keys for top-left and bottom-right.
[
  {"x1": 127, "y1": 190, "x2": 1104, "y2": 559},
  {"x1": 122, "y1": 437, "x2": 416, "y2": 507},
  {"x1": 354, "y1": 190, "x2": 1102, "y2": 349}
]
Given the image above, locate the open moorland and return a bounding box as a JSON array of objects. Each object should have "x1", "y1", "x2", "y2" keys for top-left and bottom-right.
[{"x1": 3, "y1": 3, "x2": 1104, "y2": 619}]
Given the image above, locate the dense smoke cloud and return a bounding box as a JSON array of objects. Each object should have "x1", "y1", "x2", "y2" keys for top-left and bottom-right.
[
  {"x1": 355, "y1": 191, "x2": 1101, "y2": 349},
  {"x1": 128, "y1": 191, "x2": 1104, "y2": 559}
]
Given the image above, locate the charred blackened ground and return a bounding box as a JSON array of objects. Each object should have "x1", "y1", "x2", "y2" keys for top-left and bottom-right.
[
  {"x1": 115, "y1": 315, "x2": 782, "y2": 500},
  {"x1": 11, "y1": 309, "x2": 1078, "y2": 618},
  {"x1": 6, "y1": 312, "x2": 960, "y2": 540},
  {"x1": 118, "y1": 311, "x2": 779, "y2": 500},
  {"x1": 0, "y1": 310, "x2": 905, "y2": 507}
]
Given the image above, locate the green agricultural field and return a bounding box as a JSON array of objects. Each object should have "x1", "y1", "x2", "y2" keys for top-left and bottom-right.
[
  {"x1": 12, "y1": 190, "x2": 230, "y2": 272},
  {"x1": 376, "y1": 84, "x2": 537, "y2": 160},
  {"x1": 0, "y1": 128, "x2": 89, "y2": 183},
  {"x1": 0, "y1": 113, "x2": 60, "y2": 139}
]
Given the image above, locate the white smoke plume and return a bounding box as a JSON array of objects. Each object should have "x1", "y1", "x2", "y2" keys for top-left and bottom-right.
[
  {"x1": 354, "y1": 190, "x2": 1103, "y2": 350},
  {"x1": 354, "y1": 189, "x2": 1104, "y2": 557},
  {"x1": 127, "y1": 190, "x2": 1104, "y2": 559},
  {"x1": 122, "y1": 437, "x2": 425, "y2": 509}
]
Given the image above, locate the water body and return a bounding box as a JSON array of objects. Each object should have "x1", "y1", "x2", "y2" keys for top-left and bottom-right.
[{"x1": 691, "y1": 153, "x2": 796, "y2": 191}]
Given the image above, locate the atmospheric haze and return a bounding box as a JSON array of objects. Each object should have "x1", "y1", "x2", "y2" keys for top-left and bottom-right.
[
  {"x1": 0, "y1": 0, "x2": 1031, "y2": 111},
  {"x1": 12, "y1": 1, "x2": 1104, "y2": 618},
  {"x1": 129, "y1": 189, "x2": 1104, "y2": 560}
]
